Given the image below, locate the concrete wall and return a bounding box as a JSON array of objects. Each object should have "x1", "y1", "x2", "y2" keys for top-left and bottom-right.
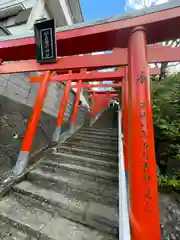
[{"x1": 0, "y1": 72, "x2": 88, "y2": 178}]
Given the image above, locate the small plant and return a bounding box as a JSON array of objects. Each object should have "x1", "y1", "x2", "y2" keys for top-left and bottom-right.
[
  {"x1": 158, "y1": 175, "x2": 169, "y2": 188},
  {"x1": 158, "y1": 174, "x2": 180, "y2": 191}
]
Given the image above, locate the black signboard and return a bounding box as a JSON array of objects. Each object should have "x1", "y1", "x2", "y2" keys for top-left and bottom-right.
[{"x1": 34, "y1": 19, "x2": 57, "y2": 64}]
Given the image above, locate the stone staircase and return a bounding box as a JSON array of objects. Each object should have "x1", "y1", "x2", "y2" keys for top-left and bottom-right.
[{"x1": 0, "y1": 119, "x2": 118, "y2": 239}]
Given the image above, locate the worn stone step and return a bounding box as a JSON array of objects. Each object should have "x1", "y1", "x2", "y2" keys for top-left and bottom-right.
[
  {"x1": 57, "y1": 145, "x2": 118, "y2": 162},
  {"x1": 49, "y1": 152, "x2": 118, "y2": 173},
  {"x1": 82, "y1": 128, "x2": 117, "y2": 134},
  {"x1": 0, "y1": 194, "x2": 53, "y2": 238},
  {"x1": 62, "y1": 141, "x2": 118, "y2": 154},
  {"x1": 78, "y1": 129, "x2": 118, "y2": 138},
  {"x1": 67, "y1": 137, "x2": 118, "y2": 147},
  {"x1": 13, "y1": 181, "x2": 118, "y2": 236},
  {"x1": 28, "y1": 168, "x2": 118, "y2": 206},
  {"x1": 38, "y1": 161, "x2": 118, "y2": 184},
  {"x1": 0, "y1": 219, "x2": 28, "y2": 240},
  {"x1": 74, "y1": 133, "x2": 118, "y2": 142},
  {"x1": 0, "y1": 192, "x2": 116, "y2": 240}
]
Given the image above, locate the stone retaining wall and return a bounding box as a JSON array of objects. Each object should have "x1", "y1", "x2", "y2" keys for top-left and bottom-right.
[{"x1": 0, "y1": 73, "x2": 88, "y2": 177}]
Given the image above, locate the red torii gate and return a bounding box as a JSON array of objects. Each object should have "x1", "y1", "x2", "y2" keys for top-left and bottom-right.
[
  {"x1": 88, "y1": 90, "x2": 119, "y2": 122},
  {"x1": 1, "y1": 2, "x2": 180, "y2": 239},
  {"x1": 28, "y1": 68, "x2": 159, "y2": 143}
]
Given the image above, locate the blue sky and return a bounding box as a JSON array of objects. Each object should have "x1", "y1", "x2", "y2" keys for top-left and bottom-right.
[{"x1": 80, "y1": 0, "x2": 126, "y2": 21}]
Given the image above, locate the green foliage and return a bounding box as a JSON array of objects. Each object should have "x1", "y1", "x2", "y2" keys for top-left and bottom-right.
[
  {"x1": 152, "y1": 73, "x2": 180, "y2": 175},
  {"x1": 158, "y1": 175, "x2": 180, "y2": 190}
]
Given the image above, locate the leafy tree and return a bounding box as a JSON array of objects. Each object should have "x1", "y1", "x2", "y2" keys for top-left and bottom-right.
[{"x1": 152, "y1": 73, "x2": 180, "y2": 182}]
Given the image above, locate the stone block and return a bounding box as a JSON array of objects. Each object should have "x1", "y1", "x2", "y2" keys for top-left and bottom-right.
[
  {"x1": 0, "y1": 76, "x2": 8, "y2": 88},
  {"x1": 0, "y1": 85, "x2": 87, "y2": 178},
  {"x1": 26, "y1": 95, "x2": 36, "y2": 107},
  {"x1": 0, "y1": 197, "x2": 16, "y2": 215},
  {"x1": 85, "y1": 202, "x2": 118, "y2": 235},
  {"x1": 8, "y1": 74, "x2": 30, "y2": 91},
  {"x1": 3, "y1": 89, "x2": 27, "y2": 105},
  {"x1": 41, "y1": 216, "x2": 114, "y2": 240},
  {"x1": 4, "y1": 108, "x2": 24, "y2": 128},
  {"x1": 7, "y1": 82, "x2": 29, "y2": 99},
  {"x1": 22, "y1": 207, "x2": 52, "y2": 231}
]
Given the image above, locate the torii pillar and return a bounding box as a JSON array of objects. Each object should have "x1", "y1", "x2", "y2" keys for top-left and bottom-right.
[{"x1": 128, "y1": 27, "x2": 160, "y2": 239}]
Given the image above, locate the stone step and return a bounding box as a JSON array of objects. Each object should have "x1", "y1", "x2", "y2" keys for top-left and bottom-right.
[
  {"x1": 13, "y1": 181, "x2": 118, "y2": 236},
  {"x1": 0, "y1": 192, "x2": 116, "y2": 240},
  {"x1": 78, "y1": 130, "x2": 118, "y2": 138},
  {"x1": 57, "y1": 145, "x2": 118, "y2": 162},
  {"x1": 0, "y1": 219, "x2": 28, "y2": 240},
  {"x1": 28, "y1": 168, "x2": 118, "y2": 206},
  {"x1": 38, "y1": 161, "x2": 118, "y2": 184},
  {"x1": 49, "y1": 152, "x2": 118, "y2": 173},
  {"x1": 0, "y1": 194, "x2": 53, "y2": 238},
  {"x1": 67, "y1": 136, "x2": 118, "y2": 147},
  {"x1": 82, "y1": 128, "x2": 118, "y2": 134},
  {"x1": 74, "y1": 133, "x2": 118, "y2": 142},
  {"x1": 62, "y1": 141, "x2": 118, "y2": 154}
]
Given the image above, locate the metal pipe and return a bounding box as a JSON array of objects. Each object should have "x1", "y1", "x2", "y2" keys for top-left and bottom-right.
[
  {"x1": 118, "y1": 106, "x2": 131, "y2": 240},
  {"x1": 122, "y1": 67, "x2": 128, "y2": 177}
]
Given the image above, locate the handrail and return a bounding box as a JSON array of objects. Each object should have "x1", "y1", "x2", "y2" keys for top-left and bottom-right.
[{"x1": 118, "y1": 105, "x2": 131, "y2": 240}]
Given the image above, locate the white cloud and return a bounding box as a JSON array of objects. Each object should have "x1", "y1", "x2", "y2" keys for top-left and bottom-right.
[{"x1": 126, "y1": 0, "x2": 170, "y2": 10}]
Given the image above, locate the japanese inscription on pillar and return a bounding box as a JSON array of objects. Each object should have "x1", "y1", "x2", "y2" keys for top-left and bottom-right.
[{"x1": 138, "y1": 71, "x2": 153, "y2": 212}]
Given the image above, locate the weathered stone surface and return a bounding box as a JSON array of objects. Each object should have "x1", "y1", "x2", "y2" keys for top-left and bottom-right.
[
  {"x1": 13, "y1": 178, "x2": 118, "y2": 235},
  {"x1": 41, "y1": 217, "x2": 116, "y2": 240},
  {"x1": 67, "y1": 136, "x2": 118, "y2": 146},
  {"x1": 44, "y1": 153, "x2": 118, "y2": 173},
  {"x1": 62, "y1": 141, "x2": 118, "y2": 153},
  {"x1": 39, "y1": 162, "x2": 118, "y2": 183},
  {"x1": 0, "y1": 111, "x2": 118, "y2": 239},
  {"x1": 159, "y1": 192, "x2": 180, "y2": 239},
  {"x1": 85, "y1": 202, "x2": 118, "y2": 235},
  {"x1": 0, "y1": 75, "x2": 88, "y2": 180},
  {"x1": 77, "y1": 130, "x2": 117, "y2": 138},
  {"x1": 57, "y1": 145, "x2": 118, "y2": 161},
  {"x1": 42, "y1": 156, "x2": 117, "y2": 174},
  {"x1": 0, "y1": 195, "x2": 53, "y2": 237},
  {"x1": 13, "y1": 181, "x2": 87, "y2": 223},
  {"x1": 0, "y1": 220, "x2": 28, "y2": 240},
  {"x1": 86, "y1": 201, "x2": 118, "y2": 226},
  {"x1": 27, "y1": 169, "x2": 118, "y2": 206}
]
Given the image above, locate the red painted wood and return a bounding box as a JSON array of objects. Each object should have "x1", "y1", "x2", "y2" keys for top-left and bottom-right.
[
  {"x1": 0, "y1": 45, "x2": 178, "y2": 74},
  {"x1": 0, "y1": 6, "x2": 180, "y2": 61},
  {"x1": 89, "y1": 92, "x2": 95, "y2": 121},
  {"x1": 88, "y1": 90, "x2": 117, "y2": 94},
  {"x1": 71, "y1": 83, "x2": 122, "y2": 88},
  {"x1": 71, "y1": 79, "x2": 82, "y2": 125},
  {"x1": 128, "y1": 28, "x2": 160, "y2": 239},
  {"x1": 56, "y1": 79, "x2": 71, "y2": 127},
  {"x1": 29, "y1": 67, "x2": 159, "y2": 84},
  {"x1": 0, "y1": 54, "x2": 122, "y2": 74},
  {"x1": 21, "y1": 71, "x2": 50, "y2": 152},
  {"x1": 88, "y1": 94, "x2": 119, "y2": 97},
  {"x1": 29, "y1": 69, "x2": 124, "y2": 82}
]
